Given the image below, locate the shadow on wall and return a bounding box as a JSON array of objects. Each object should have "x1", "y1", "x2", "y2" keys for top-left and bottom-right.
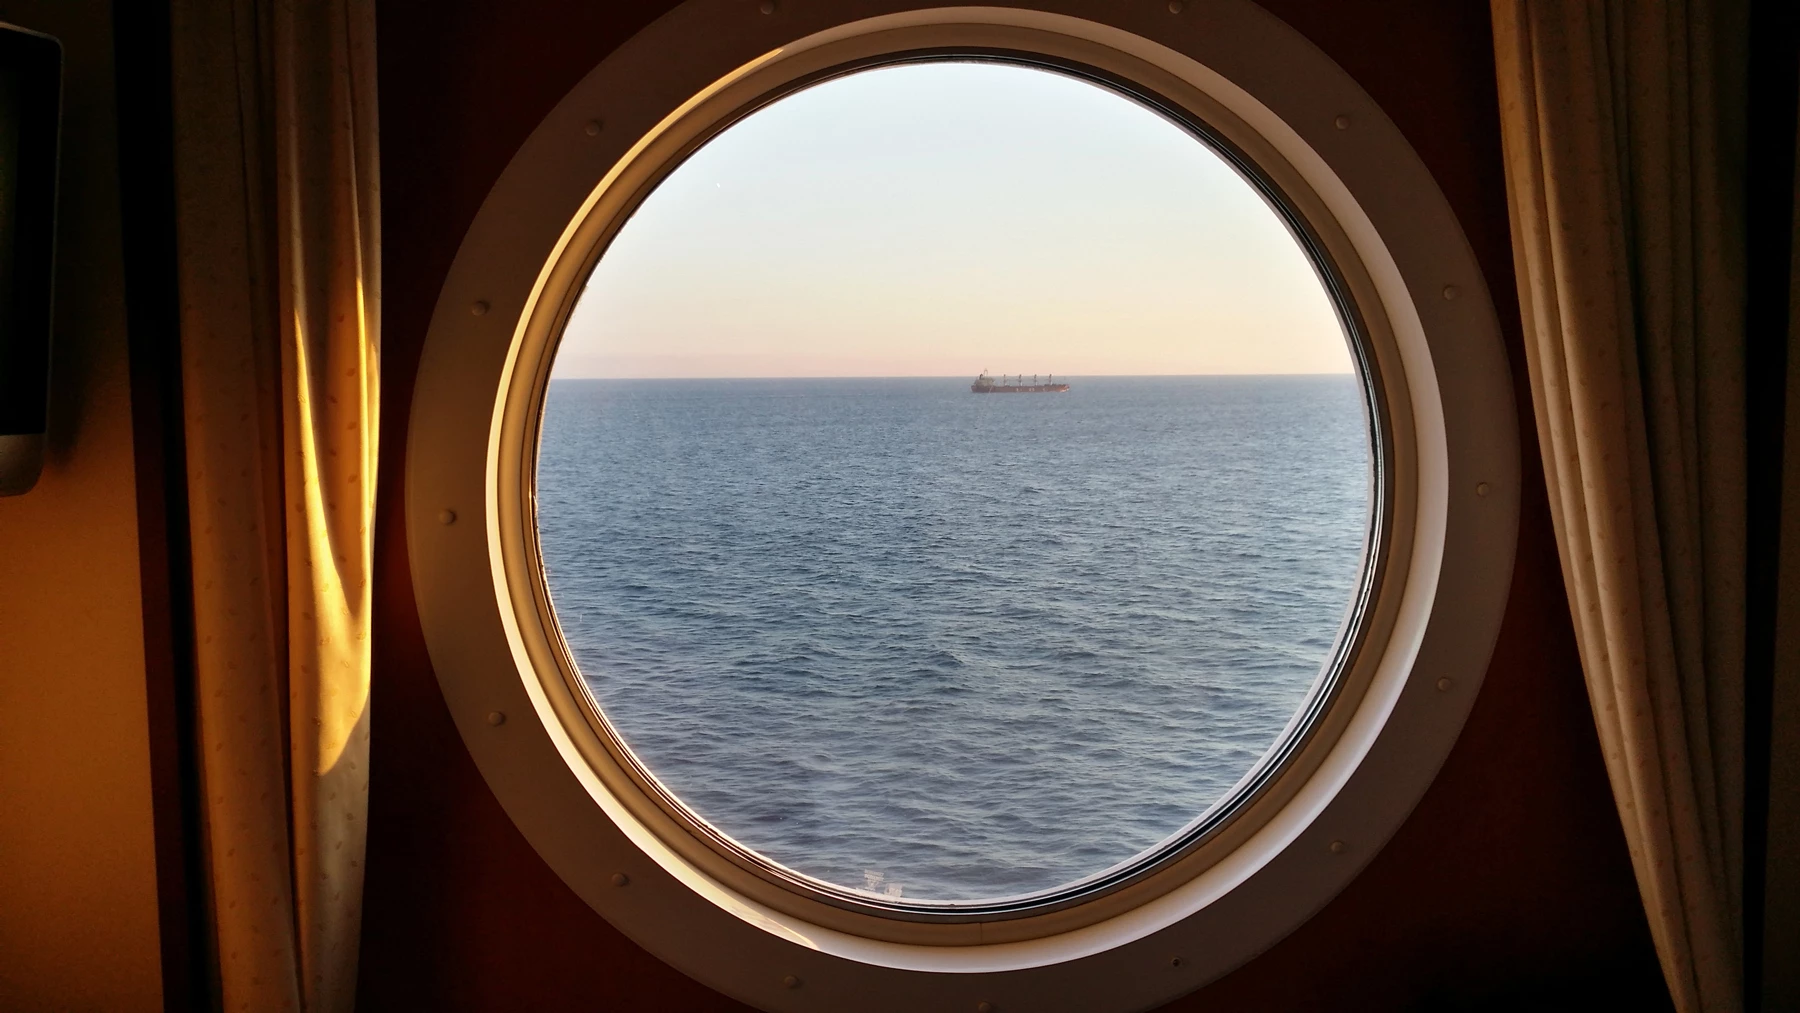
[{"x1": 1415, "y1": 966, "x2": 1676, "y2": 1013}]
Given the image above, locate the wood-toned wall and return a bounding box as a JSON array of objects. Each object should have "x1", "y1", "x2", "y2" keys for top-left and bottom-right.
[
  {"x1": 357, "y1": 2, "x2": 1670, "y2": 1009},
  {"x1": 0, "y1": 1, "x2": 165, "y2": 1009}
]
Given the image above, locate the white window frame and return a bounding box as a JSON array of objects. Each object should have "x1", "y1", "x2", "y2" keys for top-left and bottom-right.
[{"x1": 404, "y1": 3, "x2": 1520, "y2": 1010}]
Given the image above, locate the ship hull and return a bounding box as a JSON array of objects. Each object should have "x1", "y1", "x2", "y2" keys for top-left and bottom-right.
[{"x1": 970, "y1": 384, "x2": 1070, "y2": 394}]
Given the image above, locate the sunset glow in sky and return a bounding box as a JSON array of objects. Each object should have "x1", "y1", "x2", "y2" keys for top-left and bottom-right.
[{"x1": 552, "y1": 61, "x2": 1350, "y2": 379}]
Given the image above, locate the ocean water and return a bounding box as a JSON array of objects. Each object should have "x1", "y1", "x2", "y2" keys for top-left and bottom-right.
[{"x1": 535, "y1": 375, "x2": 1370, "y2": 902}]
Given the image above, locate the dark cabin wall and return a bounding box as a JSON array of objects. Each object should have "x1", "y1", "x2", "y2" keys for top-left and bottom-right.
[{"x1": 359, "y1": 2, "x2": 1670, "y2": 1009}]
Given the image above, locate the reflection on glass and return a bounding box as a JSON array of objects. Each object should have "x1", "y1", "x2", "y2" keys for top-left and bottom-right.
[{"x1": 536, "y1": 62, "x2": 1370, "y2": 903}]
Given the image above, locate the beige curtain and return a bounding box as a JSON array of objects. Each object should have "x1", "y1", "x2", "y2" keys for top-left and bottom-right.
[
  {"x1": 170, "y1": 0, "x2": 379, "y2": 1009},
  {"x1": 1491, "y1": 2, "x2": 1746, "y2": 1011}
]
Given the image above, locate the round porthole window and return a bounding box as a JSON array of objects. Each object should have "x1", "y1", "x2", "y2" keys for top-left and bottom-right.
[
  {"x1": 539, "y1": 55, "x2": 1381, "y2": 916},
  {"x1": 406, "y1": 3, "x2": 1518, "y2": 1011}
]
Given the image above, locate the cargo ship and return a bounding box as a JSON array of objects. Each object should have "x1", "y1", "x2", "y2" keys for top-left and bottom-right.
[{"x1": 970, "y1": 372, "x2": 1070, "y2": 394}]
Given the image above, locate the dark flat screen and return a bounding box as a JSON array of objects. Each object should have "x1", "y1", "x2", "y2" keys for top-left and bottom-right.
[{"x1": 0, "y1": 25, "x2": 61, "y2": 437}]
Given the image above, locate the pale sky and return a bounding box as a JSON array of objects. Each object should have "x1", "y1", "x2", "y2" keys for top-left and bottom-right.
[{"x1": 553, "y1": 61, "x2": 1349, "y2": 379}]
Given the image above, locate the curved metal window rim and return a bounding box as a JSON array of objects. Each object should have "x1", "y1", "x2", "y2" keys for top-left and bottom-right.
[
  {"x1": 513, "y1": 45, "x2": 1398, "y2": 930},
  {"x1": 407, "y1": 2, "x2": 1518, "y2": 1005}
]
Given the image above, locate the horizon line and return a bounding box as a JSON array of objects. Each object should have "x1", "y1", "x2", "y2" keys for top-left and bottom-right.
[{"x1": 548, "y1": 371, "x2": 1358, "y2": 381}]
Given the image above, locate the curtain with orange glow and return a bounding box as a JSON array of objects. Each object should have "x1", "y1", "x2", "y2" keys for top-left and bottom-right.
[
  {"x1": 169, "y1": 0, "x2": 379, "y2": 1008},
  {"x1": 1491, "y1": 2, "x2": 1746, "y2": 1010}
]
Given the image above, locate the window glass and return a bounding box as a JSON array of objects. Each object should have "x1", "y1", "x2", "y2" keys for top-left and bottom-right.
[{"x1": 536, "y1": 61, "x2": 1371, "y2": 904}]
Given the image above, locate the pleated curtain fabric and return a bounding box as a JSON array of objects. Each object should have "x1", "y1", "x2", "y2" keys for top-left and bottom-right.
[
  {"x1": 1490, "y1": 2, "x2": 1747, "y2": 1010},
  {"x1": 169, "y1": 0, "x2": 380, "y2": 1009}
]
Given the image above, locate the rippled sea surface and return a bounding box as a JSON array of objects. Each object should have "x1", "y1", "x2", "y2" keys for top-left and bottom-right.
[{"x1": 536, "y1": 375, "x2": 1370, "y2": 902}]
